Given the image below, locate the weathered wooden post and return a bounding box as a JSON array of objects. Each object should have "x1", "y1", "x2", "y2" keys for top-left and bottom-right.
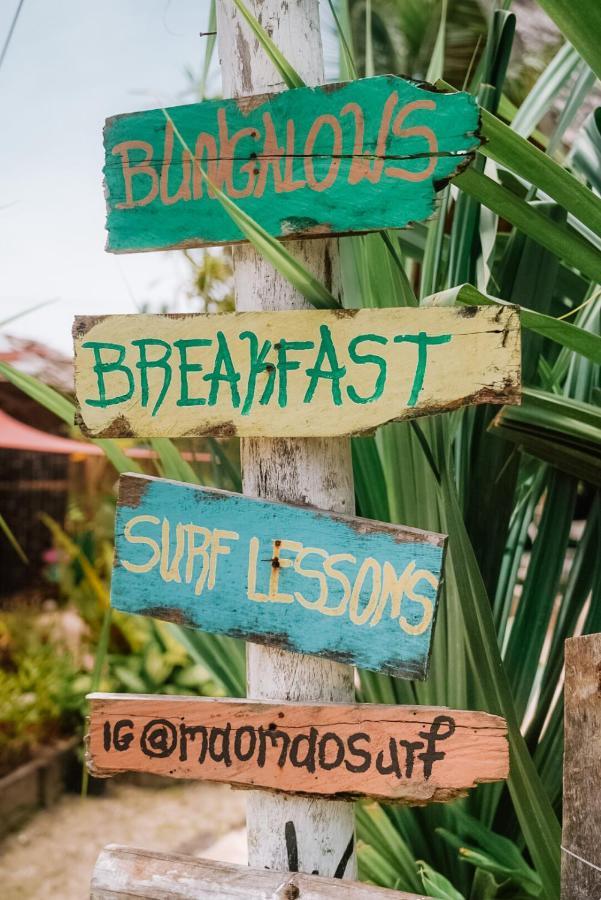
[
  {"x1": 214, "y1": 0, "x2": 356, "y2": 878},
  {"x1": 561, "y1": 632, "x2": 601, "y2": 898}
]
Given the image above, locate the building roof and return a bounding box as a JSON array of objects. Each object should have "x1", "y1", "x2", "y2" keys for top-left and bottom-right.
[
  {"x1": 0, "y1": 408, "x2": 210, "y2": 464},
  {"x1": 0, "y1": 334, "x2": 73, "y2": 394},
  {"x1": 0, "y1": 408, "x2": 104, "y2": 456}
]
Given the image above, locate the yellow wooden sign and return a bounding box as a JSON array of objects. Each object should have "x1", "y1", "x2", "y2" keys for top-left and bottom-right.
[{"x1": 73, "y1": 306, "x2": 520, "y2": 438}]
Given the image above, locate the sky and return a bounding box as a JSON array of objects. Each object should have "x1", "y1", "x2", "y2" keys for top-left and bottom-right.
[
  {"x1": 0, "y1": 1, "x2": 219, "y2": 354},
  {"x1": 0, "y1": 1, "x2": 339, "y2": 356}
]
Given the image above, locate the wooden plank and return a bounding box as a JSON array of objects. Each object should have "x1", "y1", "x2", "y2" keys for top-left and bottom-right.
[
  {"x1": 86, "y1": 694, "x2": 508, "y2": 803},
  {"x1": 73, "y1": 306, "x2": 520, "y2": 439},
  {"x1": 111, "y1": 473, "x2": 447, "y2": 680},
  {"x1": 103, "y1": 75, "x2": 481, "y2": 252},
  {"x1": 90, "y1": 844, "x2": 433, "y2": 898},
  {"x1": 561, "y1": 633, "x2": 601, "y2": 898}
]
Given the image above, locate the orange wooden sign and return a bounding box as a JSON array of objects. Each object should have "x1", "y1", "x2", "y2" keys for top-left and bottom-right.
[{"x1": 87, "y1": 694, "x2": 508, "y2": 804}]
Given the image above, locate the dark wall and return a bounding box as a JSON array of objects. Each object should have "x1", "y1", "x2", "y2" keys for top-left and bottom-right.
[
  {"x1": 0, "y1": 383, "x2": 69, "y2": 434},
  {"x1": 0, "y1": 450, "x2": 68, "y2": 600}
]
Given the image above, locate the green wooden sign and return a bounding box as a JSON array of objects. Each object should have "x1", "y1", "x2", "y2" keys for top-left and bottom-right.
[{"x1": 103, "y1": 75, "x2": 481, "y2": 252}]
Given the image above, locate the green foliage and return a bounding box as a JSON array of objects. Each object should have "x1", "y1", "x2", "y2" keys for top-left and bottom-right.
[
  {"x1": 418, "y1": 862, "x2": 465, "y2": 900},
  {"x1": 0, "y1": 492, "x2": 244, "y2": 781},
  {"x1": 436, "y1": 810, "x2": 542, "y2": 897},
  {"x1": 490, "y1": 387, "x2": 601, "y2": 486},
  {"x1": 0, "y1": 612, "x2": 81, "y2": 777},
  {"x1": 184, "y1": 248, "x2": 235, "y2": 314},
  {"x1": 348, "y1": 0, "x2": 488, "y2": 88},
  {"x1": 0, "y1": 512, "x2": 27, "y2": 564},
  {"x1": 533, "y1": 0, "x2": 601, "y2": 81},
  {"x1": 426, "y1": 283, "x2": 601, "y2": 365},
  {"x1": 80, "y1": 619, "x2": 223, "y2": 700},
  {"x1": 570, "y1": 108, "x2": 601, "y2": 194}
]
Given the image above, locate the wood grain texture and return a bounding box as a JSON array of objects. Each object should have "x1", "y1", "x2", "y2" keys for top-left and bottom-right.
[
  {"x1": 90, "y1": 844, "x2": 432, "y2": 898},
  {"x1": 73, "y1": 306, "x2": 520, "y2": 439},
  {"x1": 86, "y1": 694, "x2": 508, "y2": 803},
  {"x1": 215, "y1": 0, "x2": 356, "y2": 877},
  {"x1": 561, "y1": 633, "x2": 601, "y2": 898},
  {"x1": 111, "y1": 473, "x2": 446, "y2": 680},
  {"x1": 103, "y1": 75, "x2": 481, "y2": 253}
]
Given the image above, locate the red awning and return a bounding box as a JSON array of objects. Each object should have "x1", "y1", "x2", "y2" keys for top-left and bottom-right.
[
  {"x1": 0, "y1": 409, "x2": 209, "y2": 461},
  {"x1": 0, "y1": 408, "x2": 104, "y2": 456}
]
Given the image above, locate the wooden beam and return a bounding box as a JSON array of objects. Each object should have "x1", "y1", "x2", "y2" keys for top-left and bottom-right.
[
  {"x1": 561, "y1": 633, "x2": 601, "y2": 898},
  {"x1": 111, "y1": 473, "x2": 446, "y2": 680},
  {"x1": 73, "y1": 307, "x2": 521, "y2": 439},
  {"x1": 86, "y1": 693, "x2": 509, "y2": 803},
  {"x1": 90, "y1": 845, "x2": 433, "y2": 898}
]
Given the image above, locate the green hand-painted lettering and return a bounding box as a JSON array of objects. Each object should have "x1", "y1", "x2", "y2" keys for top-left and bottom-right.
[
  {"x1": 394, "y1": 332, "x2": 452, "y2": 407},
  {"x1": 83, "y1": 341, "x2": 134, "y2": 408},
  {"x1": 131, "y1": 338, "x2": 172, "y2": 416},
  {"x1": 276, "y1": 339, "x2": 314, "y2": 408},
  {"x1": 304, "y1": 324, "x2": 347, "y2": 406},
  {"x1": 175, "y1": 338, "x2": 211, "y2": 406},
  {"x1": 240, "y1": 331, "x2": 275, "y2": 415},
  {"x1": 347, "y1": 334, "x2": 388, "y2": 404},
  {"x1": 204, "y1": 331, "x2": 241, "y2": 408}
]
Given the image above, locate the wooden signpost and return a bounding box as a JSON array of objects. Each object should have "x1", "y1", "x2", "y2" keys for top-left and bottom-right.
[
  {"x1": 111, "y1": 473, "x2": 446, "y2": 680},
  {"x1": 91, "y1": 846, "x2": 434, "y2": 899},
  {"x1": 73, "y1": 307, "x2": 520, "y2": 439},
  {"x1": 82, "y1": 0, "x2": 516, "y2": 892},
  {"x1": 87, "y1": 694, "x2": 509, "y2": 803},
  {"x1": 102, "y1": 75, "x2": 481, "y2": 252}
]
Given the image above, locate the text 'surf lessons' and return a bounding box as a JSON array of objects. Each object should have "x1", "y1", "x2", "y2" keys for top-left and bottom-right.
[
  {"x1": 120, "y1": 516, "x2": 436, "y2": 635},
  {"x1": 111, "y1": 474, "x2": 447, "y2": 679}
]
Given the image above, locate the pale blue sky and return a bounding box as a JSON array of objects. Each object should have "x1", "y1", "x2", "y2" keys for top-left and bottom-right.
[
  {"x1": 0, "y1": 0, "x2": 217, "y2": 353},
  {"x1": 0, "y1": 1, "x2": 339, "y2": 354}
]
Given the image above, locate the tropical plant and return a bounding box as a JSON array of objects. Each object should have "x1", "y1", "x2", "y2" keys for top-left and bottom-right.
[
  {"x1": 0, "y1": 610, "x2": 82, "y2": 777},
  {"x1": 1, "y1": 0, "x2": 600, "y2": 897},
  {"x1": 347, "y1": 0, "x2": 489, "y2": 88}
]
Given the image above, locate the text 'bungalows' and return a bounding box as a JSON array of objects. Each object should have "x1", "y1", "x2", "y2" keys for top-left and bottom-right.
[
  {"x1": 111, "y1": 474, "x2": 447, "y2": 680},
  {"x1": 103, "y1": 75, "x2": 481, "y2": 251}
]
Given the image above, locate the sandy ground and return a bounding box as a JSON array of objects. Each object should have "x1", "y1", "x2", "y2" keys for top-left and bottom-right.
[{"x1": 0, "y1": 780, "x2": 247, "y2": 899}]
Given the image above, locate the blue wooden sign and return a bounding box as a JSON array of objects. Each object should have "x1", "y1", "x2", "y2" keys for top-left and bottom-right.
[{"x1": 112, "y1": 474, "x2": 446, "y2": 680}]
